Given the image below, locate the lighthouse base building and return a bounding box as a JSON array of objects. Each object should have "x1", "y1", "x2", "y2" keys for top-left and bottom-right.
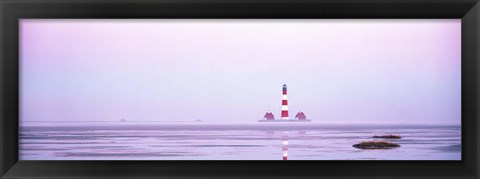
[
  {"x1": 258, "y1": 117, "x2": 312, "y2": 122},
  {"x1": 258, "y1": 84, "x2": 311, "y2": 122}
]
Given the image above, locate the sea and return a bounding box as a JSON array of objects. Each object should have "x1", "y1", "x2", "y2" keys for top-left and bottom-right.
[{"x1": 19, "y1": 122, "x2": 461, "y2": 160}]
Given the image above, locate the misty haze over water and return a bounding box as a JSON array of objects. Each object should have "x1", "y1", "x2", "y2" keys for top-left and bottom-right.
[{"x1": 20, "y1": 122, "x2": 461, "y2": 160}]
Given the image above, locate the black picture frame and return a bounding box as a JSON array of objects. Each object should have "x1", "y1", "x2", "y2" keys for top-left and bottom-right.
[{"x1": 1, "y1": 0, "x2": 479, "y2": 178}]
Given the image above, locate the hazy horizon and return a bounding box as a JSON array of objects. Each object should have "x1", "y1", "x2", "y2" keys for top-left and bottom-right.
[
  {"x1": 20, "y1": 120, "x2": 461, "y2": 125},
  {"x1": 20, "y1": 19, "x2": 461, "y2": 124}
]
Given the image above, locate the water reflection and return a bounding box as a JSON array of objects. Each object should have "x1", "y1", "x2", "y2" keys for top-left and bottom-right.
[
  {"x1": 265, "y1": 130, "x2": 307, "y2": 160},
  {"x1": 20, "y1": 123, "x2": 461, "y2": 160},
  {"x1": 282, "y1": 131, "x2": 289, "y2": 160}
]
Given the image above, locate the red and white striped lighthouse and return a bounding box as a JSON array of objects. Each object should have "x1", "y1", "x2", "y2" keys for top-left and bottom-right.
[{"x1": 281, "y1": 84, "x2": 289, "y2": 120}]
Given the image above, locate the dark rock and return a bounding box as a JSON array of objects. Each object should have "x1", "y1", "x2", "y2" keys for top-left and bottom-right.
[
  {"x1": 353, "y1": 141, "x2": 400, "y2": 149},
  {"x1": 372, "y1": 134, "x2": 401, "y2": 139}
]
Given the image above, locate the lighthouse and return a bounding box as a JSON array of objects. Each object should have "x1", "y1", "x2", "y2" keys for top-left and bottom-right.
[
  {"x1": 281, "y1": 84, "x2": 289, "y2": 120},
  {"x1": 258, "y1": 84, "x2": 311, "y2": 122}
]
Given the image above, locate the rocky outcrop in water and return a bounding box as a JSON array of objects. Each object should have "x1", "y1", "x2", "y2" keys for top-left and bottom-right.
[
  {"x1": 353, "y1": 141, "x2": 400, "y2": 149},
  {"x1": 372, "y1": 134, "x2": 401, "y2": 139}
]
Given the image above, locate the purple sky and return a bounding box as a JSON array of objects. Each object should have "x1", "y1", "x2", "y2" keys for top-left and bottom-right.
[{"x1": 20, "y1": 19, "x2": 461, "y2": 124}]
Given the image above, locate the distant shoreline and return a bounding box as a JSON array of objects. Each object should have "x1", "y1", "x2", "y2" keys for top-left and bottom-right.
[
  {"x1": 20, "y1": 122, "x2": 461, "y2": 131},
  {"x1": 20, "y1": 121, "x2": 461, "y2": 126}
]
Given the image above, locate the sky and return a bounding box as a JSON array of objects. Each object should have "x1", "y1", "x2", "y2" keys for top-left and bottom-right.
[{"x1": 20, "y1": 19, "x2": 461, "y2": 124}]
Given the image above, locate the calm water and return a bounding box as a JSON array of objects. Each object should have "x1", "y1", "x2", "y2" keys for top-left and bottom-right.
[{"x1": 19, "y1": 122, "x2": 461, "y2": 160}]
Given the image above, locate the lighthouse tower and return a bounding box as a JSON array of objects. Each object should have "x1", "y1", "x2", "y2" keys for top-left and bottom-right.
[{"x1": 281, "y1": 84, "x2": 289, "y2": 120}]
